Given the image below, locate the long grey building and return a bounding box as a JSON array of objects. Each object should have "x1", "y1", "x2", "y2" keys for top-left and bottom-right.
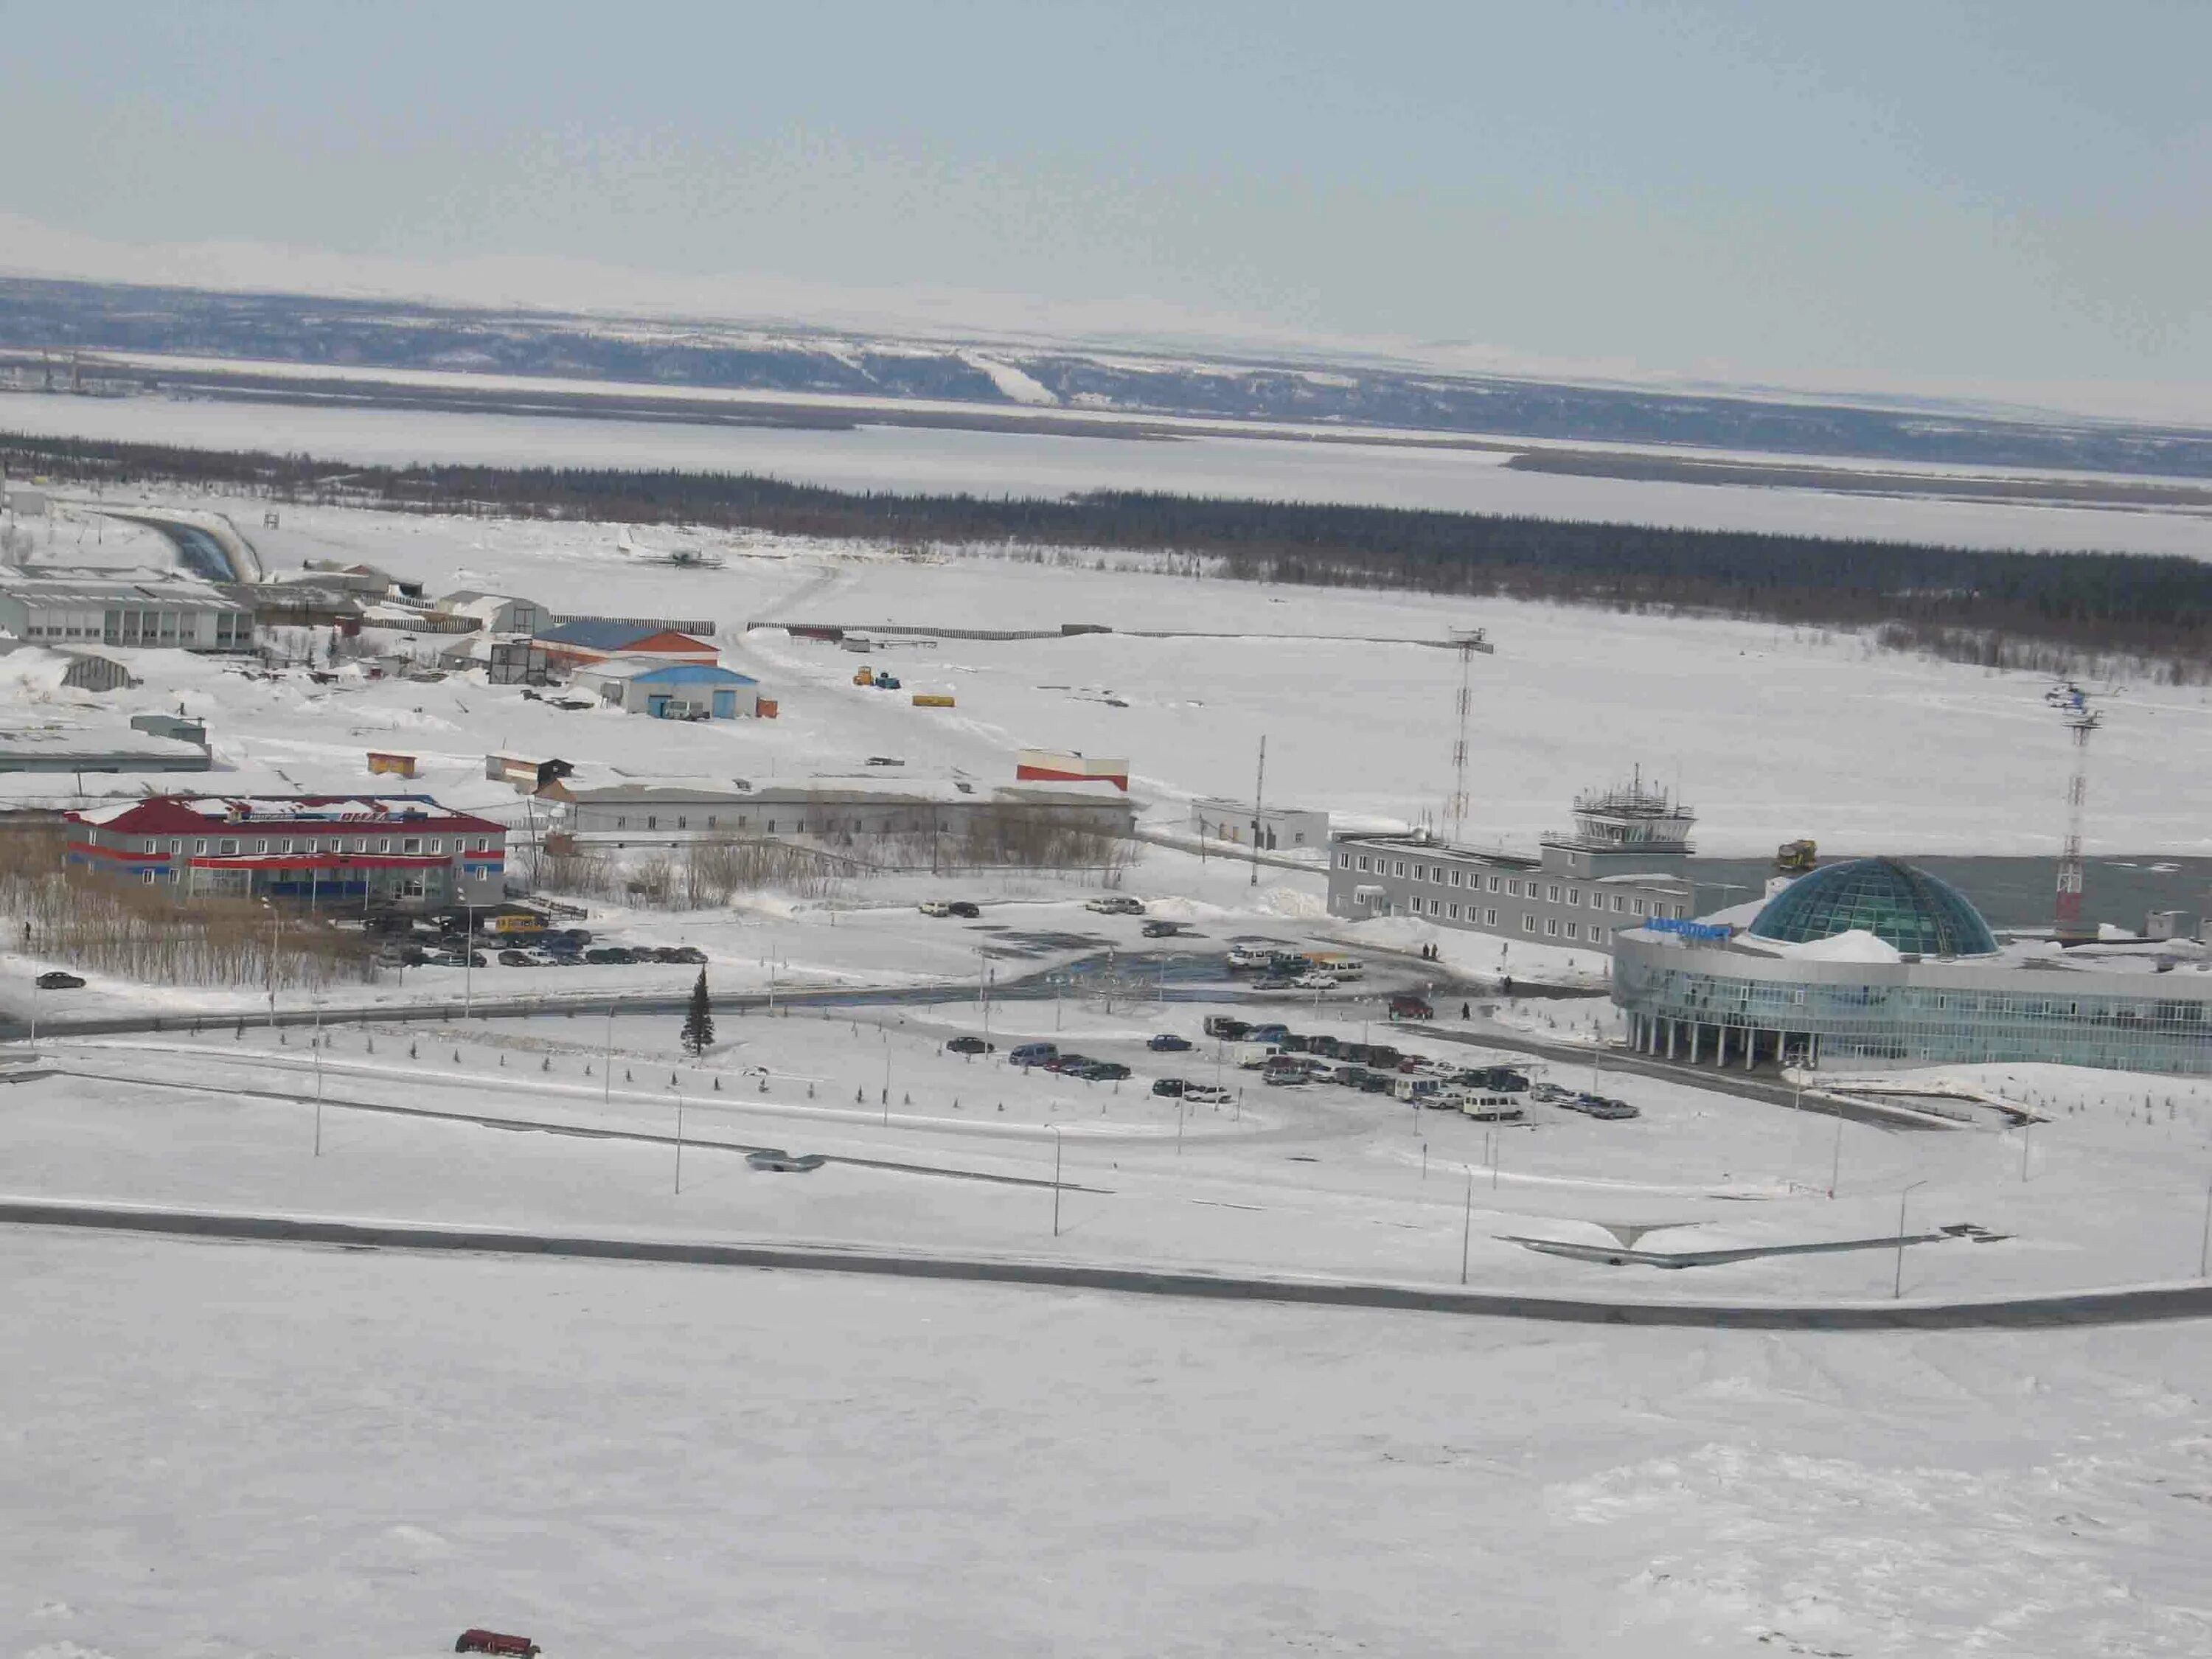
[
  {"x1": 1327, "y1": 779, "x2": 1697, "y2": 953},
  {"x1": 557, "y1": 776, "x2": 1135, "y2": 846},
  {"x1": 0, "y1": 570, "x2": 256, "y2": 653}
]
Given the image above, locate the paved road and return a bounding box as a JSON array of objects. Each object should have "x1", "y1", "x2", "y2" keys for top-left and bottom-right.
[{"x1": 7, "y1": 1200, "x2": 2209, "y2": 1330}]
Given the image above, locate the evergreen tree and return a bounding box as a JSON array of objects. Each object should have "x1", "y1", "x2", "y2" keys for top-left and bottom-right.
[{"x1": 681, "y1": 967, "x2": 714, "y2": 1057}]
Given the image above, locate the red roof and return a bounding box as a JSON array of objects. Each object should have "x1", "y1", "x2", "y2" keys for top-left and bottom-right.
[{"x1": 67, "y1": 795, "x2": 508, "y2": 837}]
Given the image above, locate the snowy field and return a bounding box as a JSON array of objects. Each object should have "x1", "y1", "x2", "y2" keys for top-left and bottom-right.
[
  {"x1": 7, "y1": 1228, "x2": 2212, "y2": 1658},
  {"x1": 14, "y1": 493, "x2": 2212, "y2": 860},
  {"x1": 7, "y1": 386, "x2": 2211, "y2": 556}
]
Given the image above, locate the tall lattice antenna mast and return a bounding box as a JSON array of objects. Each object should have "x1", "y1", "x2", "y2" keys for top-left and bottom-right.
[
  {"x1": 1445, "y1": 627, "x2": 1493, "y2": 840},
  {"x1": 2047, "y1": 681, "x2": 2103, "y2": 940}
]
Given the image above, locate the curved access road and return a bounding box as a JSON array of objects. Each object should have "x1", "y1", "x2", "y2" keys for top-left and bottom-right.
[{"x1": 7, "y1": 1200, "x2": 2208, "y2": 1332}]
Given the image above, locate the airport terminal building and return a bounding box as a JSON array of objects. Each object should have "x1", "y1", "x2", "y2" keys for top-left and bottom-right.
[
  {"x1": 1327, "y1": 779, "x2": 1698, "y2": 955},
  {"x1": 1613, "y1": 857, "x2": 2212, "y2": 1076}
]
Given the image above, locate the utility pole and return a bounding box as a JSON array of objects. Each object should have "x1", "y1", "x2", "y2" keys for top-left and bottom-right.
[
  {"x1": 312, "y1": 1001, "x2": 324, "y2": 1156},
  {"x1": 2051, "y1": 686, "x2": 2102, "y2": 942},
  {"x1": 1051, "y1": 1124, "x2": 1064, "y2": 1237},
  {"x1": 1461, "y1": 1169, "x2": 1474, "y2": 1285},
  {"x1": 1829, "y1": 1109, "x2": 1844, "y2": 1198},
  {"x1": 672, "y1": 1085, "x2": 685, "y2": 1194},
  {"x1": 1445, "y1": 627, "x2": 1492, "y2": 842},
  {"x1": 603, "y1": 1001, "x2": 616, "y2": 1105},
  {"x1": 1248, "y1": 734, "x2": 1267, "y2": 888}
]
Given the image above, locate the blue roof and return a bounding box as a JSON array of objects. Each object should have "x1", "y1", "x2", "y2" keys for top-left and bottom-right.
[
  {"x1": 538, "y1": 619, "x2": 698, "y2": 650},
  {"x1": 625, "y1": 662, "x2": 757, "y2": 685}
]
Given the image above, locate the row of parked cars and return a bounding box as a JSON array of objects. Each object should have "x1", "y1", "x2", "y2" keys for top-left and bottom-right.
[
  {"x1": 1005, "y1": 1041, "x2": 1134, "y2": 1083},
  {"x1": 378, "y1": 925, "x2": 706, "y2": 970}
]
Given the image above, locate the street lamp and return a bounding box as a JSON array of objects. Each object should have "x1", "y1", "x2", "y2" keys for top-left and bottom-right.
[
  {"x1": 1049, "y1": 1123, "x2": 1064, "y2": 1237},
  {"x1": 1893, "y1": 1178, "x2": 1929, "y2": 1299},
  {"x1": 260, "y1": 897, "x2": 279, "y2": 1029},
  {"x1": 672, "y1": 1082, "x2": 686, "y2": 1194}
]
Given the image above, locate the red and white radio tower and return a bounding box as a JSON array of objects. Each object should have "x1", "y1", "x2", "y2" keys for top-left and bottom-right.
[{"x1": 2049, "y1": 682, "x2": 2102, "y2": 941}]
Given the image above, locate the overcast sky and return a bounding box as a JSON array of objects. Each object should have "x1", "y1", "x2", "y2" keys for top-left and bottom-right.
[{"x1": 3, "y1": 0, "x2": 2206, "y2": 399}]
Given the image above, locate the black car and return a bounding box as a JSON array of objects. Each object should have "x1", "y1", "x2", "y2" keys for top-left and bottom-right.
[
  {"x1": 1152, "y1": 1077, "x2": 1187, "y2": 1097},
  {"x1": 1357, "y1": 1072, "x2": 1394, "y2": 1094},
  {"x1": 1140, "y1": 919, "x2": 1179, "y2": 938},
  {"x1": 1203, "y1": 1016, "x2": 1250, "y2": 1040},
  {"x1": 1308, "y1": 1035, "x2": 1344, "y2": 1059},
  {"x1": 35, "y1": 970, "x2": 86, "y2": 990},
  {"x1": 1079, "y1": 1060, "x2": 1132, "y2": 1082},
  {"x1": 498, "y1": 949, "x2": 532, "y2": 967},
  {"x1": 1147, "y1": 1033, "x2": 1193, "y2": 1051},
  {"x1": 947, "y1": 901, "x2": 981, "y2": 919},
  {"x1": 945, "y1": 1035, "x2": 995, "y2": 1054},
  {"x1": 1278, "y1": 1032, "x2": 1311, "y2": 1054}
]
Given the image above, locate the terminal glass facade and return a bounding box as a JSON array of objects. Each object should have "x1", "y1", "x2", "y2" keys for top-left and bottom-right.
[{"x1": 1613, "y1": 944, "x2": 2212, "y2": 1075}]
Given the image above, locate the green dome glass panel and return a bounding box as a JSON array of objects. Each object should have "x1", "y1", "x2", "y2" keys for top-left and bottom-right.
[{"x1": 1748, "y1": 858, "x2": 1997, "y2": 957}]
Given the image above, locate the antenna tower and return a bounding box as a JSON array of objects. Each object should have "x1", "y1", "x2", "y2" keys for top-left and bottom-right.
[
  {"x1": 2049, "y1": 683, "x2": 2102, "y2": 940},
  {"x1": 1445, "y1": 627, "x2": 1493, "y2": 840}
]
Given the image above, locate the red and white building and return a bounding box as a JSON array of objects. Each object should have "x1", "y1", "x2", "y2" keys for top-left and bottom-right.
[
  {"x1": 531, "y1": 620, "x2": 719, "y2": 672},
  {"x1": 64, "y1": 795, "x2": 508, "y2": 910}
]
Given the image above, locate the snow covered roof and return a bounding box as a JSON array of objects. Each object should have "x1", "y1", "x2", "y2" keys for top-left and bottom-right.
[{"x1": 69, "y1": 793, "x2": 507, "y2": 835}]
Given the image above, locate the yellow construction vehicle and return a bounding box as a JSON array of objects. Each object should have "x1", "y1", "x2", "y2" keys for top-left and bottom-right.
[
  {"x1": 1775, "y1": 838, "x2": 1817, "y2": 874},
  {"x1": 852, "y1": 666, "x2": 874, "y2": 686}
]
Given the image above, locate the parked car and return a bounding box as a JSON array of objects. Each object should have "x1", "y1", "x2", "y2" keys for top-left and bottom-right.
[
  {"x1": 1141, "y1": 919, "x2": 1180, "y2": 938},
  {"x1": 1147, "y1": 1033, "x2": 1193, "y2": 1051},
  {"x1": 1152, "y1": 1077, "x2": 1187, "y2": 1097},
  {"x1": 945, "y1": 1035, "x2": 995, "y2": 1055},
  {"x1": 1245, "y1": 1023, "x2": 1290, "y2": 1045},
  {"x1": 1183, "y1": 1084, "x2": 1233, "y2": 1105},
  {"x1": 947, "y1": 901, "x2": 981, "y2": 919},
  {"x1": 672, "y1": 945, "x2": 708, "y2": 964},
  {"x1": 1388, "y1": 993, "x2": 1435, "y2": 1020},
  {"x1": 1254, "y1": 973, "x2": 1300, "y2": 991},
  {"x1": 1225, "y1": 945, "x2": 1273, "y2": 971},
  {"x1": 1357, "y1": 1071, "x2": 1394, "y2": 1094},
  {"x1": 1202, "y1": 1015, "x2": 1251, "y2": 1040},
  {"x1": 1293, "y1": 971, "x2": 1338, "y2": 991},
  {"x1": 919, "y1": 900, "x2": 952, "y2": 917},
  {"x1": 455, "y1": 1633, "x2": 541, "y2": 1659},
  {"x1": 1043, "y1": 1053, "x2": 1093, "y2": 1074},
  {"x1": 1530, "y1": 1082, "x2": 1571, "y2": 1103},
  {"x1": 1260, "y1": 1059, "x2": 1309, "y2": 1086},
  {"x1": 35, "y1": 970, "x2": 85, "y2": 990},
  {"x1": 1307, "y1": 1035, "x2": 1344, "y2": 1059},
  {"x1": 1009, "y1": 1042, "x2": 1058, "y2": 1067},
  {"x1": 1084, "y1": 895, "x2": 1146, "y2": 915},
  {"x1": 1079, "y1": 1060, "x2": 1132, "y2": 1082},
  {"x1": 498, "y1": 949, "x2": 532, "y2": 967},
  {"x1": 1277, "y1": 1032, "x2": 1312, "y2": 1053}
]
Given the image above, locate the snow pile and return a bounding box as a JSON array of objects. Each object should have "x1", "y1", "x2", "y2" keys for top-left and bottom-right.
[{"x1": 1778, "y1": 928, "x2": 1902, "y2": 964}]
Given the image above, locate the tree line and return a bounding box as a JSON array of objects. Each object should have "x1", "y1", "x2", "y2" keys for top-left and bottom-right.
[{"x1": 10, "y1": 428, "x2": 2212, "y2": 678}]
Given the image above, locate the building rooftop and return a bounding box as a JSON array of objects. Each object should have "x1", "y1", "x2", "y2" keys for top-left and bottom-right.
[
  {"x1": 582, "y1": 658, "x2": 756, "y2": 684},
  {"x1": 536, "y1": 619, "x2": 711, "y2": 652},
  {"x1": 72, "y1": 794, "x2": 507, "y2": 836},
  {"x1": 1747, "y1": 857, "x2": 1999, "y2": 958}
]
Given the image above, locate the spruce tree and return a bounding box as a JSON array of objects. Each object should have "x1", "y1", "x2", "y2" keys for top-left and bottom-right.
[{"x1": 681, "y1": 968, "x2": 714, "y2": 1057}]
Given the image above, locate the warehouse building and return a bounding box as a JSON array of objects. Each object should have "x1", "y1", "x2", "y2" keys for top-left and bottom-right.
[
  {"x1": 1327, "y1": 779, "x2": 1697, "y2": 954},
  {"x1": 435, "y1": 590, "x2": 547, "y2": 634},
  {"x1": 1613, "y1": 856, "x2": 2212, "y2": 1077},
  {"x1": 533, "y1": 619, "x2": 718, "y2": 672},
  {"x1": 64, "y1": 793, "x2": 507, "y2": 908},
  {"x1": 0, "y1": 571, "x2": 256, "y2": 652},
  {"x1": 558, "y1": 776, "x2": 1135, "y2": 846},
  {"x1": 571, "y1": 658, "x2": 761, "y2": 718},
  {"x1": 1192, "y1": 799, "x2": 1328, "y2": 852}
]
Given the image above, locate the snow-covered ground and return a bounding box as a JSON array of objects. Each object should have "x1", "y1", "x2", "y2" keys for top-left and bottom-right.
[
  {"x1": 12, "y1": 494, "x2": 2212, "y2": 858},
  {"x1": 7, "y1": 1227, "x2": 2211, "y2": 1658},
  {"x1": 8, "y1": 386, "x2": 2211, "y2": 555}
]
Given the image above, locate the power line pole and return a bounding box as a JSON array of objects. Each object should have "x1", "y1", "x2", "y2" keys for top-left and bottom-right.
[{"x1": 1248, "y1": 734, "x2": 1267, "y2": 888}]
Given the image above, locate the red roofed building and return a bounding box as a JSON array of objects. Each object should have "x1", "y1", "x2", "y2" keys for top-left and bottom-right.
[
  {"x1": 532, "y1": 619, "x2": 719, "y2": 672},
  {"x1": 64, "y1": 794, "x2": 507, "y2": 910}
]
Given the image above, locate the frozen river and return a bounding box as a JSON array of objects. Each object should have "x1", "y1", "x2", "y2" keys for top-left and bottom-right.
[{"x1": 6, "y1": 387, "x2": 2210, "y2": 557}]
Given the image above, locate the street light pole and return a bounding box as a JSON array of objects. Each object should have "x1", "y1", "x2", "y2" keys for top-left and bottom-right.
[
  {"x1": 672, "y1": 1085, "x2": 685, "y2": 1194},
  {"x1": 313, "y1": 1000, "x2": 324, "y2": 1156},
  {"x1": 1461, "y1": 1168, "x2": 1474, "y2": 1285},
  {"x1": 2199, "y1": 1178, "x2": 2211, "y2": 1279},
  {"x1": 1893, "y1": 1178, "x2": 1929, "y2": 1299},
  {"x1": 1829, "y1": 1108, "x2": 1845, "y2": 1199},
  {"x1": 602, "y1": 1001, "x2": 616, "y2": 1105},
  {"x1": 1050, "y1": 1124, "x2": 1063, "y2": 1237},
  {"x1": 264, "y1": 900, "x2": 280, "y2": 1029},
  {"x1": 463, "y1": 902, "x2": 475, "y2": 1018}
]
